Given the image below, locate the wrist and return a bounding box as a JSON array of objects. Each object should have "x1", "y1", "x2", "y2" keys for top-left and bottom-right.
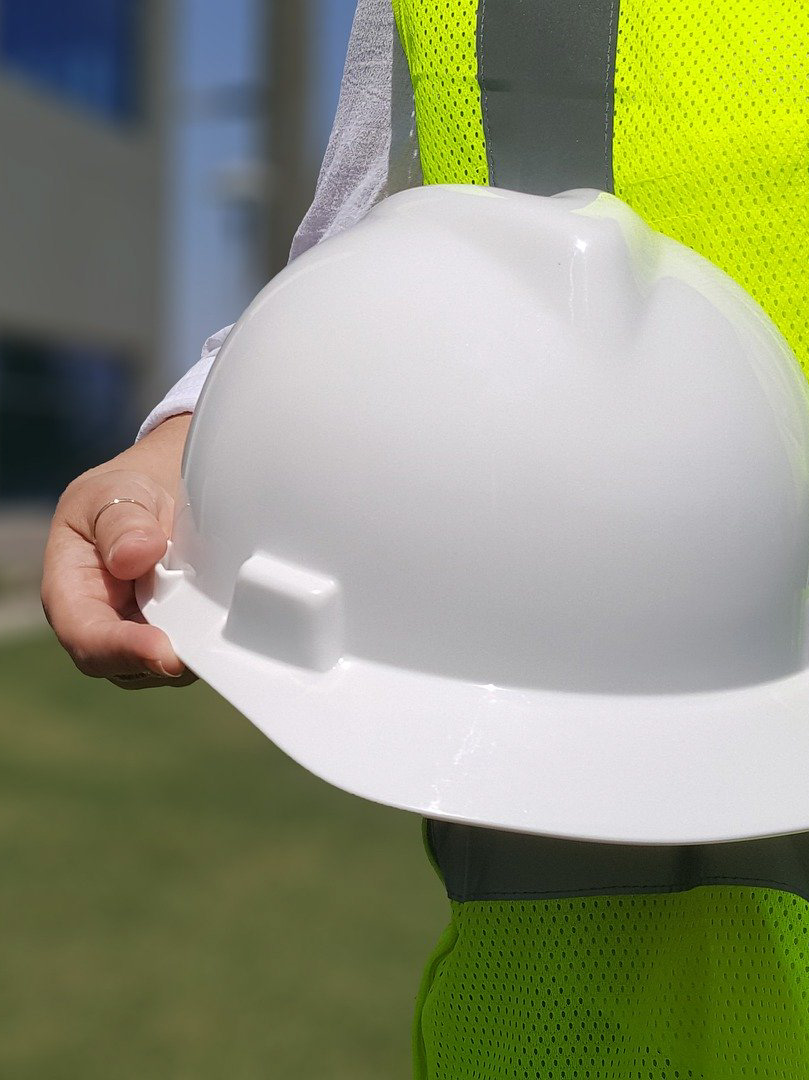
[{"x1": 88, "y1": 413, "x2": 192, "y2": 497}]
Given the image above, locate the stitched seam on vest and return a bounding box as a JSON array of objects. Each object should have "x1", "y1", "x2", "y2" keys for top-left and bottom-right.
[
  {"x1": 447, "y1": 874, "x2": 809, "y2": 902},
  {"x1": 423, "y1": 819, "x2": 446, "y2": 884},
  {"x1": 477, "y1": 0, "x2": 494, "y2": 186},
  {"x1": 603, "y1": 0, "x2": 616, "y2": 189}
]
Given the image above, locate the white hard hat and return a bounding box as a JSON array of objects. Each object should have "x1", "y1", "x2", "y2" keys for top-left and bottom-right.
[{"x1": 139, "y1": 185, "x2": 809, "y2": 846}]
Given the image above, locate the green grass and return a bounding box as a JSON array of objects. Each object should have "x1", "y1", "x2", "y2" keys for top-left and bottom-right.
[{"x1": 0, "y1": 633, "x2": 448, "y2": 1080}]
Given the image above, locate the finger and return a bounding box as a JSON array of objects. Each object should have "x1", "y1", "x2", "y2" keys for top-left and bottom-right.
[
  {"x1": 49, "y1": 584, "x2": 186, "y2": 679},
  {"x1": 44, "y1": 468, "x2": 191, "y2": 688},
  {"x1": 86, "y1": 482, "x2": 172, "y2": 582},
  {"x1": 77, "y1": 614, "x2": 184, "y2": 680},
  {"x1": 44, "y1": 496, "x2": 187, "y2": 679},
  {"x1": 109, "y1": 668, "x2": 198, "y2": 692}
]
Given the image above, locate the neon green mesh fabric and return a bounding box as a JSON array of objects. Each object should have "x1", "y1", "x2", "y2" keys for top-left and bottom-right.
[
  {"x1": 395, "y1": 0, "x2": 809, "y2": 1075},
  {"x1": 415, "y1": 888, "x2": 809, "y2": 1078},
  {"x1": 612, "y1": 0, "x2": 809, "y2": 379},
  {"x1": 392, "y1": 0, "x2": 488, "y2": 185}
]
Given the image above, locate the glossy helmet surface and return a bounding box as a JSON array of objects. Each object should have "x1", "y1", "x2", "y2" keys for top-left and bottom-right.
[{"x1": 140, "y1": 185, "x2": 809, "y2": 844}]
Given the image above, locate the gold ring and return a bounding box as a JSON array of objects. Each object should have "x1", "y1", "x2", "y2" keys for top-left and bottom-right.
[{"x1": 92, "y1": 497, "x2": 152, "y2": 542}]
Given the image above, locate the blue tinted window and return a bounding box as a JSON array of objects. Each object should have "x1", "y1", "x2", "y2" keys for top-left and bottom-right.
[
  {"x1": 0, "y1": 337, "x2": 136, "y2": 501},
  {"x1": 0, "y1": 0, "x2": 140, "y2": 124}
]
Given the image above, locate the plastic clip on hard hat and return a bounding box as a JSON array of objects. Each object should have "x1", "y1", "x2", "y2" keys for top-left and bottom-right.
[{"x1": 138, "y1": 185, "x2": 809, "y2": 846}]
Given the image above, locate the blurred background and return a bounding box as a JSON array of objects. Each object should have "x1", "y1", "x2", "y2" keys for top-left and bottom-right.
[{"x1": 0, "y1": 2, "x2": 446, "y2": 1077}]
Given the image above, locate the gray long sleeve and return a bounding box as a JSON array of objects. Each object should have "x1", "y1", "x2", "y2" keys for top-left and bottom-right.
[{"x1": 138, "y1": 0, "x2": 420, "y2": 440}]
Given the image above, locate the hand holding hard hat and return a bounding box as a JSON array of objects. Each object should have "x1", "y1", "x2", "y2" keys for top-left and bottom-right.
[
  {"x1": 139, "y1": 185, "x2": 809, "y2": 846},
  {"x1": 41, "y1": 415, "x2": 195, "y2": 689}
]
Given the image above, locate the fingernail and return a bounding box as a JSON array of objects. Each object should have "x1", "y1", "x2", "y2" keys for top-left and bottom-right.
[
  {"x1": 146, "y1": 660, "x2": 183, "y2": 679},
  {"x1": 108, "y1": 531, "x2": 151, "y2": 561}
]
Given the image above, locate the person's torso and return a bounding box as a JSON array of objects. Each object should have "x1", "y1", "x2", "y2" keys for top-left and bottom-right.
[{"x1": 392, "y1": 3, "x2": 809, "y2": 1076}]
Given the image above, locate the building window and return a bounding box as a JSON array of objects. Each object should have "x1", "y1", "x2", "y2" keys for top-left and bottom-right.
[
  {"x1": 0, "y1": 0, "x2": 140, "y2": 124},
  {"x1": 0, "y1": 337, "x2": 137, "y2": 502}
]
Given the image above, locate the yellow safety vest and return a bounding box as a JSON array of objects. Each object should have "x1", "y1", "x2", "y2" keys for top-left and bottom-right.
[{"x1": 391, "y1": 2, "x2": 809, "y2": 1077}]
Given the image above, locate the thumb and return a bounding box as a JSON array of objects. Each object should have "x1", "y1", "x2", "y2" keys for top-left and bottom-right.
[{"x1": 85, "y1": 475, "x2": 173, "y2": 581}]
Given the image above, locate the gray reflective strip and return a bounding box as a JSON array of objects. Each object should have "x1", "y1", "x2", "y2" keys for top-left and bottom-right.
[
  {"x1": 478, "y1": 0, "x2": 620, "y2": 195},
  {"x1": 389, "y1": 15, "x2": 423, "y2": 193},
  {"x1": 427, "y1": 820, "x2": 809, "y2": 902}
]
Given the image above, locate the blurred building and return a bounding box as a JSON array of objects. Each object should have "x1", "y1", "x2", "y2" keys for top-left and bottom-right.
[
  {"x1": 168, "y1": 0, "x2": 356, "y2": 387},
  {"x1": 0, "y1": 0, "x2": 168, "y2": 505},
  {"x1": 0, "y1": 0, "x2": 356, "y2": 626}
]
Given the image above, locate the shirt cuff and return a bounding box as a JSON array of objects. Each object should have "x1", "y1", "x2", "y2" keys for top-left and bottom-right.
[{"x1": 136, "y1": 325, "x2": 234, "y2": 441}]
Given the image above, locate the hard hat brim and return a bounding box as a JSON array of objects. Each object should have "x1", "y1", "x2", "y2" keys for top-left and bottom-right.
[{"x1": 139, "y1": 563, "x2": 809, "y2": 846}]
